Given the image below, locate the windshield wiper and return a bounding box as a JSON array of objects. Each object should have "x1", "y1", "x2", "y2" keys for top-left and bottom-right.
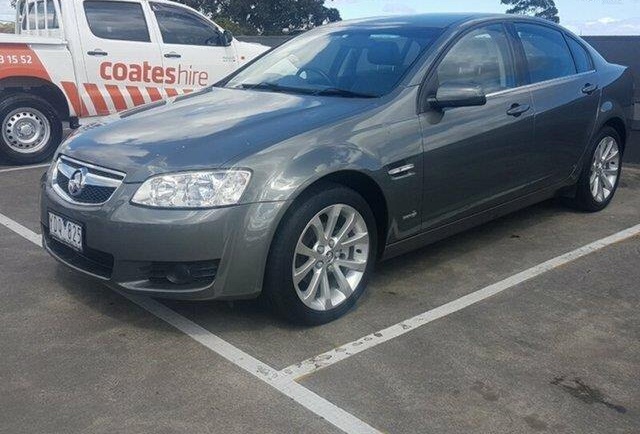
[
  {"x1": 313, "y1": 88, "x2": 378, "y2": 99},
  {"x1": 234, "y1": 83, "x2": 377, "y2": 98},
  {"x1": 237, "y1": 82, "x2": 314, "y2": 95}
]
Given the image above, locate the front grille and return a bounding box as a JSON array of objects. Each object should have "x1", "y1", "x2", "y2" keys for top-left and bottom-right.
[
  {"x1": 44, "y1": 231, "x2": 114, "y2": 279},
  {"x1": 56, "y1": 171, "x2": 117, "y2": 204},
  {"x1": 52, "y1": 156, "x2": 125, "y2": 205}
]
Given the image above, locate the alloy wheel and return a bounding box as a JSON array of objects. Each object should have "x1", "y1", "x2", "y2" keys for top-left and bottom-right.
[
  {"x1": 589, "y1": 136, "x2": 620, "y2": 203},
  {"x1": 292, "y1": 204, "x2": 370, "y2": 311}
]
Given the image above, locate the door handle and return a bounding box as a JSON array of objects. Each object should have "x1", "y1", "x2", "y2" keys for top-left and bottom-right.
[
  {"x1": 506, "y1": 103, "x2": 531, "y2": 117},
  {"x1": 582, "y1": 83, "x2": 599, "y2": 95},
  {"x1": 164, "y1": 52, "x2": 182, "y2": 59},
  {"x1": 87, "y1": 49, "x2": 108, "y2": 56}
]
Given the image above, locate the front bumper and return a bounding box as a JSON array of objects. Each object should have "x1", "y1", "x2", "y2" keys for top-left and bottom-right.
[{"x1": 40, "y1": 178, "x2": 287, "y2": 300}]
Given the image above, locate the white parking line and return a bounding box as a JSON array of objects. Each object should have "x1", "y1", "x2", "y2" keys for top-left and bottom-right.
[
  {"x1": 122, "y1": 294, "x2": 381, "y2": 434},
  {"x1": 0, "y1": 213, "x2": 41, "y2": 245},
  {"x1": 280, "y1": 223, "x2": 640, "y2": 380},
  {"x1": 0, "y1": 163, "x2": 50, "y2": 174},
  {"x1": 0, "y1": 211, "x2": 382, "y2": 434}
]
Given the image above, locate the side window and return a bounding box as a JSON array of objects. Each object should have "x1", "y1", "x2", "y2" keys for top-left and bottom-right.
[
  {"x1": 566, "y1": 36, "x2": 594, "y2": 73},
  {"x1": 22, "y1": 0, "x2": 59, "y2": 30},
  {"x1": 436, "y1": 25, "x2": 516, "y2": 94},
  {"x1": 151, "y1": 3, "x2": 223, "y2": 47},
  {"x1": 515, "y1": 23, "x2": 576, "y2": 83},
  {"x1": 84, "y1": 1, "x2": 150, "y2": 42}
]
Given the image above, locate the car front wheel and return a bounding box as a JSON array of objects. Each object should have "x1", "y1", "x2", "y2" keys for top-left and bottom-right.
[{"x1": 264, "y1": 183, "x2": 377, "y2": 325}]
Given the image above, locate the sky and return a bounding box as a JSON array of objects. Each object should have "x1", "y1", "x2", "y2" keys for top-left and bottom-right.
[
  {"x1": 1, "y1": 0, "x2": 639, "y2": 34},
  {"x1": 330, "y1": 0, "x2": 640, "y2": 35}
]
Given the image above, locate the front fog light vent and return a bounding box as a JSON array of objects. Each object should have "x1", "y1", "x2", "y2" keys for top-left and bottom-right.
[{"x1": 149, "y1": 260, "x2": 219, "y2": 286}]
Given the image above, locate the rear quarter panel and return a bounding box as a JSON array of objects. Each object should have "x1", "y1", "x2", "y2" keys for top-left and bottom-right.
[{"x1": 597, "y1": 64, "x2": 634, "y2": 140}]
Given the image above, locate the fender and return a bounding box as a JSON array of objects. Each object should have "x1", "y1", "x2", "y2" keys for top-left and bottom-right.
[{"x1": 0, "y1": 44, "x2": 81, "y2": 118}]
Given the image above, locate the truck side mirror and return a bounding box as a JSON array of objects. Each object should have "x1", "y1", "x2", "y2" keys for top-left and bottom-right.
[{"x1": 222, "y1": 30, "x2": 234, "y2": 47}]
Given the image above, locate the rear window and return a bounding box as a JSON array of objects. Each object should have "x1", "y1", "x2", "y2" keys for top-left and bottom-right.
[
  {"x1": 84, "y1": 1, "x2": 150, "y2": 42},
  {"x1": 21, "y1": 0, "x2": 59, "y2": 30},
  {"x1": 566, "y1": 36, "x2": 594, "y2": 73},
  {"x1": 515, "y1": 23, "x2": 576, "y2": 84}
]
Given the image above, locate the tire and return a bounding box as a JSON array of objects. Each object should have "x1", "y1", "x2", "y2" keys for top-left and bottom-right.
[
  {"x1": 0, "y1": 93, "x2": 63, "y2": 165},
  {"x1": 565, "y1": 127, "x2": 623, "y2": 212},
  {"x1": 264, "y1": 183, "x2": 378, "y2": 325}
]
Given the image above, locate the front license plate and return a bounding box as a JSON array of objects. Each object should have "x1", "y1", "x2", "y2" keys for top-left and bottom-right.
[{"x1": 48, "y1": 212, "x2": 83, "y2": 252}]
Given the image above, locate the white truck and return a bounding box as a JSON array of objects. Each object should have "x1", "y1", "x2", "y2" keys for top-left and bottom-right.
[{"x1": 0, "y1": 0, "x2": 269, "y2": 164}]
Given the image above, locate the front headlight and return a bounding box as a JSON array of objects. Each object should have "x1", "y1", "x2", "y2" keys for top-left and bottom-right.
[{"x1": 131, "y1": 170, "x2": 252, "y2": 208}]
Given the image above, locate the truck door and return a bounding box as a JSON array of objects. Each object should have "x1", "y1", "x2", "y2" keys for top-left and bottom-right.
[
  {"x1": 149, "y1": 2, "x2": 238, "y2": 96},
  {"x1": 77, "y1": 0, "x2": 164, "y2": 116}
]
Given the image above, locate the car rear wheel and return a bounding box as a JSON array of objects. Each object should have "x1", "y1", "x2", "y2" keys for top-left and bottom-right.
[
  {"x1": 264, "y1": 183, "x2": 377, "y2": 325},
  {"x1": 567, "y1": 127, "x2": 622, "y2": 212},
  {"x1": 0, "y1": 93, "x2": 62, "y2": 165}
]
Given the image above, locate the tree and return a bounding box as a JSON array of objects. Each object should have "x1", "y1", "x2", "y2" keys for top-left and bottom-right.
[
  {"x1": 177, "y1": 0, "x2": 341, "y2": 35},
  {"x1": 0, "y1": 22, "x2": 13, "y2": 34},
  {"x1": 501, "y1": 0, "x2": 560, "y2": 23}
]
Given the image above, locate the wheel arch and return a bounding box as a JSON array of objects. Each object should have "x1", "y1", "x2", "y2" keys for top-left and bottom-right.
[
  {"x1": 601, "y1": 117, "x2": 627, "y2": 154},
  {"x1": 269, "y1": 169, "x2": 389, "y2": 262},
  {"x1": 0, "y1": 77, "x2": 71, "y2": 121}
]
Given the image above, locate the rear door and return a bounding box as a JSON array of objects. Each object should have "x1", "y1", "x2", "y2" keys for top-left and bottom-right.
[
  {"x1": 513, "y1": 23, "x2": 601, "y2": 182},
  {"x1": 419, "y1": 24, "x2": 538, "y2": 230},
  {"x1": 77, "y1": 0, "x2": 164, "y2": 116},
  {"x1": 150, "y1": 2, "x2": 238, "y2": 96}
]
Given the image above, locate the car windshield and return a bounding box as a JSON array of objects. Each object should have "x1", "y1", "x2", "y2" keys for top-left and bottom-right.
[{"x1": 225, "y1": 26, "x2": 444, "y2": 98}]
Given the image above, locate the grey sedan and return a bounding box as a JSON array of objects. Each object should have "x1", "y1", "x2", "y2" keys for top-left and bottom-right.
[{"x1": 41, "y1": 14, "x2": 633, "y2": 324}]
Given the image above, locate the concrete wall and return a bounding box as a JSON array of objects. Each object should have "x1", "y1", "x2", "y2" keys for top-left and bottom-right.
[{"x1": 584, "y1": 36, "x2": 640, "y2": 131}]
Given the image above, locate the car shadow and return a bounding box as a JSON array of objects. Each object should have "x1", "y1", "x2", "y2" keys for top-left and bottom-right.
[{"x1": 57, "y1": 198, "x2": 575, "y2": 337}]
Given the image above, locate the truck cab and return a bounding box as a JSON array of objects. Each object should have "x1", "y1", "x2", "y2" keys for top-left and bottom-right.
[{"x1": 0, "y1": 0, "x2": 268, "y2": 164}]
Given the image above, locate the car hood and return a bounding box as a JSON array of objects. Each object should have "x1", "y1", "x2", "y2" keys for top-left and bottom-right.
[{"x1": 60, "y1": 87, "x2": 375, "y2": 183}]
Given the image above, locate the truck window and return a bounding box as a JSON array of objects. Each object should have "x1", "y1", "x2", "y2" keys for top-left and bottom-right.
[
  {"x1": 151, "y1": 2, "x2": 224, "y2": 47},
  {"x1": 21, "y1": 0, "x2": 59, "y2": 30},
  {"x1": 84, "y1": 1, "x2": 151, "y2": 42}
]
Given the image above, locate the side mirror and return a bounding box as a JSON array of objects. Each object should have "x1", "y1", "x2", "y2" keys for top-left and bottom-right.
[
  {"x1": 222, "y1": 30, "x2": 234, "y2": 47},
  {"x1": 427, "y1": 83, "x2": 487, "y2": 109}
]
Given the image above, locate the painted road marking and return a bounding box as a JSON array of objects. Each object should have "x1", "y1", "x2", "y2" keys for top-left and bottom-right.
[
  {"x1": 280, "y1": 223, "x2": 640, "y2": 380},
  {"x1": 0, "y1": 163, "x2": 50, "y2": 174},
  {"x1": 0, "y1": 212, "x2": 41, "y2": 245},
  {"x1": 0, "y1": 212, "x2": 382, "y2": 434}
]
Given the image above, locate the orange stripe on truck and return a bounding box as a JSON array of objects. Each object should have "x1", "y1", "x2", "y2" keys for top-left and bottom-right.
[
  {"x1": 146, "y1": 87, "x2": 163, "y2": 102},
  {"x1": 105, "y1": 84, "x2": 128, "y2": 112},
  {"x1": 61, "y1": 81, "x2": 89, "y2": 117},
  {"x1": 126, "y1": 86, "x2": 145, "y2": 106},
  {"x1": 165, "y1": 88, "x2": 179, "y2": 98},
  {"x1": 84, "y1": 83, "x2": 109, "y2": 116}
]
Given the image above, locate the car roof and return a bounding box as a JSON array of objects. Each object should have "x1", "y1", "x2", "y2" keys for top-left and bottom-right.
[{"x1": 329, "y1": 13, "x2": 552, "y2": 29}]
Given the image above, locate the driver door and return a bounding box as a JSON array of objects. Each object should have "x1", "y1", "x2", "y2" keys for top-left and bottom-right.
[{"x1": 150, "y1": 2, "x2": 238, "y2": 95}]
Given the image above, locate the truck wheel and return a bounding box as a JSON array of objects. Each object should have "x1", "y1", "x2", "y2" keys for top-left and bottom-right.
[{"x1": 0, "y1": 93, "x2": 63, "y2": 165}]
